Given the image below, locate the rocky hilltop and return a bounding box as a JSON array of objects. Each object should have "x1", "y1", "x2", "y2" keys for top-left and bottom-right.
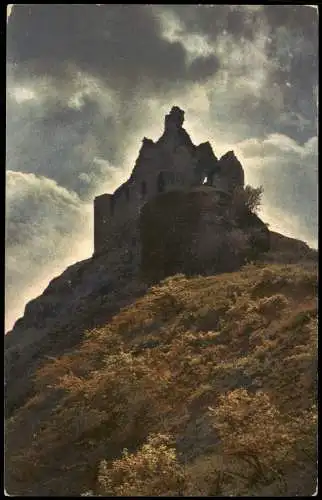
[{"x1": 5, "y1": 107, "x2": 318, "y2": 496}]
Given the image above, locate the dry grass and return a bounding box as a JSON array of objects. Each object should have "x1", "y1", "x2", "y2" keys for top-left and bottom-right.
[{"x1": 5, "y1": 262, "x2": 318, "y2": 495}]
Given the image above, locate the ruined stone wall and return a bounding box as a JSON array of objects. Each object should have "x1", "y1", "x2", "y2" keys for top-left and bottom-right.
[
  {"x1": 139, "y1": 187, "x2": 230, "y2": 282},
  {"x1": 94, "y1": 194, "x2": 113, "y2": 254},
  {"x1": 93, "y1": 106, "x2": 246, "y2": 258},
  {"x1": 140, "y1": 187, "x2": 270, "y2": 283},
  {"x1": 93, "y1": 139, "x2": 199, "y2": 255},
  {"x1": 217, "y1": 151, "x2": 244, "y2": 193}
]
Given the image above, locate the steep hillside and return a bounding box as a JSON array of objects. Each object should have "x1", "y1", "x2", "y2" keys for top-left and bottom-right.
[
  {"x1": 5, "y1": 254, "x2": 148, "y2": 417},
  {"x1": 5, "y1": 262, "x2": 317, "y2": 496},
  {"x1": 262, "y1": 231, "x2": 318, "y2": 264}
]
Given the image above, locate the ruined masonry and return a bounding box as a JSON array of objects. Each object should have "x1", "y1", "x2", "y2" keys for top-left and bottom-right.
[{"x1": 93, "y1": 106, "x2": 245, "y2": 266}]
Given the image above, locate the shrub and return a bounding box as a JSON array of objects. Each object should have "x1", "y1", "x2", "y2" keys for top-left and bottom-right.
[
  {"x1": 97, "y1": 433, "x2": 187, "y2": 496},
  {"x1": 160, "y1": 274, "x2": 187, "y2": 285},
  {"x1": 260, "y1": 267, "x2": 276, "y2": 282},
  {"x1": 150, "y1": 292, "x2": 184, "y2": 320},
  {"x1": 209, "y1": 389, "x2": 300, "y2": 489},
  {"x1": 256, "y1": 294, "x2": 289, "y2": 315},
  {"x1": 208, "y1": 388, "x2": 317, "y2": 494}
]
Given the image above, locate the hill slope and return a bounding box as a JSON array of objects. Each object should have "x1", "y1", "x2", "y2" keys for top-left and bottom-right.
[{"x1": 5, "y1": 262, "x2": 317, "y2": 496}]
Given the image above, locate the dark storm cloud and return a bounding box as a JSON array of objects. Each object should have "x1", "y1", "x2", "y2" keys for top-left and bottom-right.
[
  {"x1": 262, "y1": 5, "x2": 318, "y2": 39},
  {"x1": 7, "y1": 4, "x2": 220, "y2": 92},
  {"x1": 163, "y1": 4, "x2": 318, "y2": 143},
  {"x1": 263, "y1": 7, "x2": 318, "y2": 142},
  {"x1": 162, "y1": 5, "x2": 317, "y2": 49},
  {"x1": 160, "y1": 5, "x2": 263, "y2": 42}
]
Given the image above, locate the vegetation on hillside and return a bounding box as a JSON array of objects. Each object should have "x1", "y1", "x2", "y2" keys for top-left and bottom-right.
[{"x1": 5, "y1": 262, "x2": 317, "y2": 496}]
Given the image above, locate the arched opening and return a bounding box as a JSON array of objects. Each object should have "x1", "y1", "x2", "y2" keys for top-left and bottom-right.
[
  {"x1": 157, "y1": 172, "x2": 165, "y2": 193},
  {"x1": 202, "y1": 176, "x2": 208, "y2": 185},
  {"x1": 141, "y1": 181, "x2": 147, "y2": 198}
]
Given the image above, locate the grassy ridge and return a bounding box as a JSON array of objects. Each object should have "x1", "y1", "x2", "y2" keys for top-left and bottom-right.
[{"x1": 5, "y1": 263, "x2": 317, "y2": 496}]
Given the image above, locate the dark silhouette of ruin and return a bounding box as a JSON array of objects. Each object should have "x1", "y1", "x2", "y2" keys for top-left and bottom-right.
[{"x1": 93, "y1": 106, "x2": 244, "y2": 257}]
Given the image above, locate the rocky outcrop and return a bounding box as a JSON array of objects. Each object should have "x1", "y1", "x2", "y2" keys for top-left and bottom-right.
[
  {"x1": 260, "y1": 231, "x2": 318, "y2": 264},
  {"x1": 269, "y1": 231, "x2": 314, "y2": 255}
]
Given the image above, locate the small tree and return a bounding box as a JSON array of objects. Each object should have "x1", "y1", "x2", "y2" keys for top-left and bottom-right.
[
  {"x1": 244, "y1": 185, "x2": 264, "y2": 214},
  {"x1": 231, "y1": 185, "x2": 264, "y2": 215}
]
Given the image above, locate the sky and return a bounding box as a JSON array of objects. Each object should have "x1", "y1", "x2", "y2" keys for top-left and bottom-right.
[{"x1": 6, "y1": 5, "x2": 318, "y2": 332}]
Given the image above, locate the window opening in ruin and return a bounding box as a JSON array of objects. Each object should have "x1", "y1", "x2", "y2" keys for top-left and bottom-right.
[
  {"x1": 203, "y1": 176, "x2": 208, "y2": 185},
  {"x1": 125, "y1": 186, "x2": 130, "y2": 202},
  {"x1": 157, "y1": 172, "x2": 165, "y2": 193},
  {"x1": 141, "y1": 181, "x2": 147, "y2": 198}
]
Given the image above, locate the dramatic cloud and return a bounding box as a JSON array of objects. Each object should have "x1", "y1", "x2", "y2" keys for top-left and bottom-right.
[
  {"x1": 159, "y1": 5, "x2": 318, "y2": 143},
  {"x1": 6, "y1": 76, "x2": 121, "y2": 199},
  {"x1": 6, "y1": 5, "x2": 318, "y2": 331},
  {"x1": 7, "y1": 5, "x2": 220, "y2": 95}
]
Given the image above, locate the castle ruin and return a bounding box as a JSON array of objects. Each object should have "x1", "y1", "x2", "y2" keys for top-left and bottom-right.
[{"x1": 93, "y1": 106, "x2": 245, "y2": 265}]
